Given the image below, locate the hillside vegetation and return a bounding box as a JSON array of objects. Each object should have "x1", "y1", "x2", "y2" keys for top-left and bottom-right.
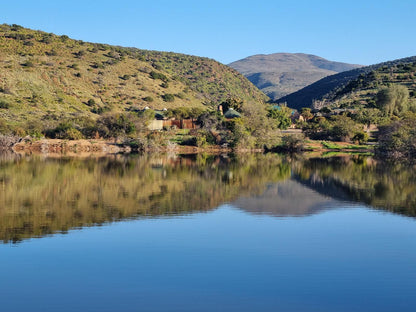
[
  {"x1": 321, "y1": 62, "x2": 416, "y2": 110},
  {"x1": 229, "y1": 53, "x2": 361, "y2": 100},
  {"x1": 0, "y1": 24, "x2": 267, "y2": 133},
  {"x1": 278, "y1": 56, "x2": 416, "y2": 110}
]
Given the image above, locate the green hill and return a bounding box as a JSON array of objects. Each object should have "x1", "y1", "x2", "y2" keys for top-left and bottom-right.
[
  {"x1": 278, "y1": 56, "x2": 416, "y2": 110},
  {"x1": 0, "y1": 24, "x2": 267, "y2": 131},
  {"x1": 229, "y1": 53, "x2": 362, "y2": 101},
  {"x1": 321, "y1": 61, "x2": 416, "y2": 110}
]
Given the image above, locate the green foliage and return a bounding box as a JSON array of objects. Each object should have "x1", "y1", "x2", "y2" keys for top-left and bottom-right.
[
  {"x1": 303, "y1": 115, "x2": 361, "y2": 142},
  {"x1": 143, "y1": 96, "x2": 154, "y2": 102},
  {"x1": 162, "y1": 94, "x2": 175, "y2": 102},
  {"x1": 376, "y1": 85, "x2": 409, "y2": 116},
  {"x1": 280, "y1": 134, "x2": 306, "y2": 152},
  {"x1": 376, "y1": 112, "x2": 416, "y2": 160},
  {"x1": 97, "y1": 113, "x2": 136, "y2": 138},
  {"x1": 352, "y1": 108, "x2": 387, "y2": 125},
  {"x1": 352, "y1": 132, "x2": 369, "y2": 144},
  {"x1": 279, "y1": 56, "x2": 416, "y2": 110},
  {"x1": 149, "y1": 71, "x2": 168, "y2": 82},
  {"x1": 169, "y1": 107, "x2": 205, "y2": 119},
  {"x1": 0, "y1": 98, "x2": 10, "y2": 109},
  {"x1": 301, "y1": 107, "x2": 313, "y2": 119},
  {"x1": 267, "y1": 107, "x2": 291, "y2": 129},
  {"x1": 45, "y1": 121, "x2": 84, "y2": 140},
  {"x1": 330, "y1": 115, "x2": 361, "y2": 141},
  {"x1": 138, "y1": 108, "x2": 155, "y2": 121}
]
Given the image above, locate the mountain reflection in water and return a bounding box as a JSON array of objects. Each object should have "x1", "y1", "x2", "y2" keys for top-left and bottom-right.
[{"x1": 0, "y1": 153, "x2": 415, "y2": 243}]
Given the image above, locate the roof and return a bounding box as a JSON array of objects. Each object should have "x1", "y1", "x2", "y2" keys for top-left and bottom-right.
[{"x1": 224, "y1": 108, "x2": 241, "y2": 119}]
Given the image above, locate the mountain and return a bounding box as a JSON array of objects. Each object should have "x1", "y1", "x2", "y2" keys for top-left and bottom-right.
[
  {"x1": 229, "y1": 53, "x2": 362, "y2": 101},
  {"x1": 277, "y1": 56, "x2": 416, "y2": 110},
  {"x1": 0, "y1": 24, "x2": 267, "y2": 129},
  {"x1": 233, "y1": 179, "x2": 345, "y2": 217}
]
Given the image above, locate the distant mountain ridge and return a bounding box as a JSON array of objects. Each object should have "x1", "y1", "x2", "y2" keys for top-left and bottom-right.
[
  {"x1": 277, "y1": 55, "x2": 416, "y2": 110},
  {"x1": 229, "y1": 53, "x2": 362, "y2": 100}
]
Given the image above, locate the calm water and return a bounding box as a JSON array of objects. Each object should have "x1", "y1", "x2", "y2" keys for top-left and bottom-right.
[{"x1": 0, "y1": 153, "x2": 416, "y2": 311}]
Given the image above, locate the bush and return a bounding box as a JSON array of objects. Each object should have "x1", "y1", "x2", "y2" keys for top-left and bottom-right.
[
  {"x1": 0, "y1": 99, "x2": 10, "y2": 109},
  {"x1": 162, "y1": 94, "x2": 175, "y2": 102},
  {"x1": 61, "y1": 128, "x2": 84, "y2": 140},
  {"x1": 376, "y1": 112, "x2": 416, "y2": 160},
  {"x1": 44, "y1": 122, "x2": 84, "y2": 140},
  {"x1": 149, "y1": 71, "x2": 168, "y2": 82},
  {"x1": 280, "y1": 134, "x2": 306, "y2": 152},
  {"x1": 97, "y1": 113, "x2": 136, "y2": 139},
  {"x1": 329, "y1": 115, "x2": 360, "y2": 141},
  {"x1": 143, "y1": 96, "x2": 154, "y2": 102},
  {"x1": 303, "y1": 115, "x2": 360, "y2": 142},
  {"x1": 352, "y1": 132, "x2": 369, "y2": 144},
  {"x1": 22, "y1": 60, "x2": 34, "y2": 67},
  {"x1": 267, "y1": 107, "x2": 292, "y2": 129},
  {"x1": 120, "y1": 74, "x2": 131, "y2": 80}
]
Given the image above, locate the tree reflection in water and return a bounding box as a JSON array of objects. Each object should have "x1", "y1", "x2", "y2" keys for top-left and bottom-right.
[{"x1": 0, "y1": 152, "x2": 415, "y2": 243}]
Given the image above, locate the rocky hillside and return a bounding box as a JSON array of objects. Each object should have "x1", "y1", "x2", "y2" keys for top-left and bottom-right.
[
  {"x1": 278, "y1": 56, "x2": 416, "y2": 110},
  {"x1": 229, "y1": 53, "x2": 362, "y2": 100},
  {"x1": 0, "y1": 24, "x2": 267, "y2": 128}
]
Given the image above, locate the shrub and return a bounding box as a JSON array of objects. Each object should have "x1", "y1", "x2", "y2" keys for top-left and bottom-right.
[
  {"x1": 149, "y1": 71, "x2": 168, "y2": 82},
  {"x1": 22, "y1": 60, "x2": 34, "y2": 67},
  {"x1": 61, "y1": 128, "x2": 84, "y2": 140},
  {"x1": 280, "y1": 134, "x2": 306, "y2": 152},
  {"x1": 143, "y1": 96, "x2": 154, "y2": 102},
  {"x1": 162, "y1": 94, "x2": 175, "y2": 102},
  {"x1": 376, "y1": 112, "x2": 416, "y2": 160},
  {"x1": 352, "y1": 132, "x2": 369, "y2": 144},
  {"x1": 97, "y1": 113, "x2": 136, "y2": 139},
  {"x1": 376, "y1": 85, "x2": 409, "y2": 116},
  {"x1": 267, "y1": 107, "x2": 291, "y2": 129},
  {"x1": 120, "y1": 74, "x2": 131, "y2": 80},
  {"x1": 0, "y1": 99, "x2": 10, "y2": 109}
]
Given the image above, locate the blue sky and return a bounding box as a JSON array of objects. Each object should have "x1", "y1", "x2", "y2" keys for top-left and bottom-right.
[{"x1": 2, "y1": 0, "x2": 415, "y2": 65}]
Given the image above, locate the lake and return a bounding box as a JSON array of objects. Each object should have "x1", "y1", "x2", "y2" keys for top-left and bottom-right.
[{"x1": 0, "y1": 153, "x2": 415, "y2": 311}]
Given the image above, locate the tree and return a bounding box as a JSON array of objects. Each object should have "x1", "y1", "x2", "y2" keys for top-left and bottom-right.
[
  {"x1": 376, "y1": 112, "x2": 416, "y2": 160},
  {"x1": 376, "y1": 85, "x2": 409, "y2": 116},
  {"x1": 329, "y1": 115, "x2": 360, "y2": 141},
  {"x1": 267, "y1": 107, "x2": 291, "y2": 130},
  {"x1": 301, "y1": 107, "x2": 313, "y2": 120}
]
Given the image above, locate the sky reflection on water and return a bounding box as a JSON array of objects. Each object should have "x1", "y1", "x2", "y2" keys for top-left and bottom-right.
[{"x1": 1, "y1": 204, "x2": 416, "y2": 312}]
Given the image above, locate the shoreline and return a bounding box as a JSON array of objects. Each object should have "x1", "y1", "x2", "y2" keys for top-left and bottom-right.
[{"x1": 8, "y1": 138, "x2": 374, "y2": 157}]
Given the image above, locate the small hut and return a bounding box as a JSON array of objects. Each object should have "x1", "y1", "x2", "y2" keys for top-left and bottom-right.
[{"x1": 224, "y1": 108, "x2": 241, "y2": 119}]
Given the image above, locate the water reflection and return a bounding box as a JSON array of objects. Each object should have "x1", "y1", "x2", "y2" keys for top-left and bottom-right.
[
  {"x1": 1, "y1": 152, "x2": 416, "y2": 243},
  {"x1": 233, "y1": 179, "x2": 348, "y2": 217}
]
